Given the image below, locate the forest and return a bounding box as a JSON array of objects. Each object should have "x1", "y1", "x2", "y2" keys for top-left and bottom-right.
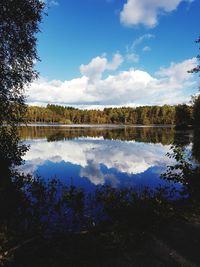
[{"x1": 26, "y1": 103, "x2": 195, "y2": 126}]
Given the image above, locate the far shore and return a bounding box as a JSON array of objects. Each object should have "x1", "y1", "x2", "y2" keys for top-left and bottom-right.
[{"x1": 18, "y1": 123, "x2": 178, "y2": 128}]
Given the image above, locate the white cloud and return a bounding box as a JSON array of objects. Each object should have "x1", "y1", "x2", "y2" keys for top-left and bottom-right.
[
  {"x1": 80, "y1": 53, "x2": 123, "y2": 82},
  {"x1": 131, "y1": 34, "x2": 154, "y2": 50},
  {"x1": 80, "y1": 56, "x2": 107, "y2": 81},
  {"x1": 126, "y1": 53, "x2": 139, "y2": 63},
  {"x1": 125, "y1": 34, "x2": 154, "y2": 63},
  {"x1": 26, "y1": 57, "x2": 197, "y2": 108},
  {"x1": 143, "y1": 46, "x2": 151, "y2": 52},
  {"x1": 107, "y1": 53, "x2": 124, "y2": 70},
  {"x1": 120, "y1": 0, "x2": 192, "y2": 27},
  {"x1": 156, "y1": 58, "x2": 196, "y2": 82}
]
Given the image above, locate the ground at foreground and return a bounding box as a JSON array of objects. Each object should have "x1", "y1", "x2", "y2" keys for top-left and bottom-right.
[{"x1": 5, "y1": 214, "x2": 200, "y2": 267}]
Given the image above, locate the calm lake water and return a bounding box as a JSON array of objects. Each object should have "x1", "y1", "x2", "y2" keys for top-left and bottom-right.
[{"x1": 18, "y1": 125, "x2": 193, "y2": 192}]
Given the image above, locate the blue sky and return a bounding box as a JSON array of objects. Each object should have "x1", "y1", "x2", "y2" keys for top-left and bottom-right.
[{"x1": 27, "y1": 0, "x2": 200, "y2": 108}]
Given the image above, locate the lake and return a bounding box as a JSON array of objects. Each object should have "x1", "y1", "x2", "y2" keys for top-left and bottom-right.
[{"x1": 18, "y1": 125, "x2": 194, "y2": 193}]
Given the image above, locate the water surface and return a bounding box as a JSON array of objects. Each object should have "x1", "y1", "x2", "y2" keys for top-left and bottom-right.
[{"x1": 19, "y1": 125, "x2": 193, "y2": 192}]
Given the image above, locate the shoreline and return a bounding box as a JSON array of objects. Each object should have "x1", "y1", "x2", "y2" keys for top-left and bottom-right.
[{"x1": 19, "y1": 123, "x2": 177, "y2": 128}]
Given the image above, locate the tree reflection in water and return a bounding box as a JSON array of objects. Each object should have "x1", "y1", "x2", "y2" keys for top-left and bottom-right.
[{"x1": 19, "y1": 124, "x2": 195, "y2": 147}]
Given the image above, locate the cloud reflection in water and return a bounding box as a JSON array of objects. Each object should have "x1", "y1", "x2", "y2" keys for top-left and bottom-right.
[{"x1": 20, "y1": 136, "x2": 175, "y2": 190}]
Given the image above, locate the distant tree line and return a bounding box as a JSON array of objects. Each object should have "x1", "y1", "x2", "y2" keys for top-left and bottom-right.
[{"x1": 26, "y1": 103, "x2": 197, "y2": 126}]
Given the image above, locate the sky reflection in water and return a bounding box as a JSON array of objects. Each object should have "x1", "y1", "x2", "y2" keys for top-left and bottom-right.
[{"x1": 19, "y1": 126, "x2": 192, "y2": 192}]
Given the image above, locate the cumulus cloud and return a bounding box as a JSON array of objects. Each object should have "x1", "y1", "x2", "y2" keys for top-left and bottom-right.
[
  {"x1": 120, "y1": 0, "x2": 192, "y2": 27},
  {"x1": 80, "y1": 57, "x2": 107, "y2": 82},
  {"x1": 26, "y1": 57, "x2": 197, "y2": 108},
  {"x1": 80, "y1": 53, "x2": 123, "y2": 82},
  {"x1": 107, "y1": 53, "x2": 124, "y2": 70},
  {"x1": 156, "y1": 58, "x2": 196, "y2": 82}
]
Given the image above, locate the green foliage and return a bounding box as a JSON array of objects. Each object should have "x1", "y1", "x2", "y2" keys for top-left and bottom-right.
[
  {"x1": 25, "y1": 104, "x2": 196, "y2": 126},
  {"x1": 175, "y1": 104, "x2": 193, "y2": 127},
  {"x1": 0, "y1": 126, "x2": 27, "y2": 168},
  {"x1": 0, "y1": 0, "x2": 44, "y2": 176},
  {"x1": 0, "y1": 0, "x2": 44, "y2": 125},
  {"x1": 162, "y1": 145, "x2": 200, "y2": 200},
  {"x1": 162, "y1": 145, "x2": 193, "y2": 185},
  {"x1": 26, "y1": 104, "x2": 179, "y2": 125},
  {"x1": 192, "y1": 94, "x2": 200, "y2": 127}
]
